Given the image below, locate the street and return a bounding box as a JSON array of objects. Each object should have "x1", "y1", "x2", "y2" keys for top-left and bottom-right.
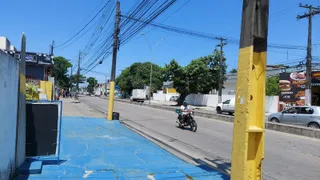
[{"x1": 80, "y1": 96, "x2": 320, "y2": 180}]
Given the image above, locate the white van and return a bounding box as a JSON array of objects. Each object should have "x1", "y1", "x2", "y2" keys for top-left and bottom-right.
[{"x1": 216, "y1": 98, "x2": 235, "y2": 115}]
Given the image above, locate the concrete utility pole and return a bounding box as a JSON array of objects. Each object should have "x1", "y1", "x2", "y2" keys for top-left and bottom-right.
[
  {"x1": 77, "y1": 51, "x2": 81, "y2": 94},
  {"x1": 215, "y1": 37, "x2": 227, "y2": 103},
  {"x1": 231, "y1": 0, "x2": 269, "y2": 179},
  {"x1": 50, "y1": 41, "x2": 55, "y2": 56},
  {"x1": 105, "y1": 75, "x2": 108, "y2": 95},
  {"x1": 70, "y1": 65, "x2": 73, "y2": 88},
  {"x1": 141, "y1": 34, "x2": 166, "y2": 104},
  {"x1": 15, "y1": 33, "x2": 27, "y2": 167},
  {"x1": 297, "y1": 3, "x2": 320, "y2": 106},
  {"x1": 108, "y1": 1, "x2": 121, "y2": 120}
]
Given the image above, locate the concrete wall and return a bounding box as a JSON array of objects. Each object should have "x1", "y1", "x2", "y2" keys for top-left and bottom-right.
[
  {"x1": 153, "y1": 93, "x2": 179, "y2": 101},
  {"x1": 185, "y1": 94, "x2": 235, "y2": 107},
  {"x1": 185, "y1": 94, "x2": 279, "y2": 113},
  {"x1": 265, "y1": 96, "x2": 279, "y2": 113},
  {"x1": 0, "y1": 50, "x2": 19, "y2": 179}
]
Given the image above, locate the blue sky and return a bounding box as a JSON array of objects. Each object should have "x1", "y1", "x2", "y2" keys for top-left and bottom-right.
[{"x1": 1, "y1": 0, "x2": 320, "y2": 84}]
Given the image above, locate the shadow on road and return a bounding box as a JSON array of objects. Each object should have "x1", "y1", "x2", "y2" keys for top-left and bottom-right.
[{"x1": 193, "y1": 158, "x2": 231, "y2": 176}]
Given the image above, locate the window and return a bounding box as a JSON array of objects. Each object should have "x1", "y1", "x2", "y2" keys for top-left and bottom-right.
[
  {"x1": 298, "y1": 107, "x2": 314, "y2": 114},
  {"x1": 223, "y1": 100, "x2": 230, "y2": 104},
  {"x1": 283, "y1": 107, "x2": 298, "y2": 114}
]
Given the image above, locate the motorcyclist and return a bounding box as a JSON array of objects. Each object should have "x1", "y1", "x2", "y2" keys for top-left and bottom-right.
[{"x1": 180, "y1": 101, "x2": 191, "y2": 126}]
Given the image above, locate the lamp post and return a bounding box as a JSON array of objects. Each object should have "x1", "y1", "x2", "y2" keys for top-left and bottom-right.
[{"x1": 141, "y1": 33, "x2": 166, "y2": 104}]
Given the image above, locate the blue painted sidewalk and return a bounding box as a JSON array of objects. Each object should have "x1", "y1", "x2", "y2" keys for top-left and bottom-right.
[{"x1": 18, "y1": 116, "x2": 229, "y2": 179}]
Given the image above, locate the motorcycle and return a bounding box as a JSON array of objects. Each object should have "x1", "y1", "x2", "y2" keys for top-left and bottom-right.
[{"x1": 175, "y1": 109, "x2": 197, "y2": 132}]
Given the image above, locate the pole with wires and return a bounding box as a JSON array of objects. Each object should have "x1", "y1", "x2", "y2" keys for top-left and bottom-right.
[
  {"x1": 77, "y1": 51, "x2": 81, "y2": 93},
  {"x1": 50, "y1": 41, "x2": 55, "y2": 56},
  {"x1": 297, "y1": 3, "x2": 320, "y2": 106},
  {"x1": 108, "y1": 1, "x2": 121, "y2": 120},
  {"x1": 215, "y1": 37, "x2": 227, "y2": 103},
  {"x1": 70, "y1": 65, "x2": 73, "y2": 91}
]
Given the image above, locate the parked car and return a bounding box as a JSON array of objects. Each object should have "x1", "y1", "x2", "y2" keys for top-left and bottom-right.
[
  {"x1": 216, "y1": 98, "x2": 235, "y2": 115},
  {"x1": 268, "y1": 106, "x2": 320, "y2": 129},
  {"x1": 170, "y1": 95, "x2": 179, "y2": 101}
]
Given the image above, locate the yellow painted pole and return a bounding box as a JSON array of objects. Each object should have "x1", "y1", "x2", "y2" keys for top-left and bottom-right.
[
  {"x1": 107, "y1": 81, "x2": 115, "y2": 120},
  {"x1": 231, "y1": 1, "x2": 269, "y2": 180},
  {"x1": 107, "y1": 2, "x2": 120, "y2": 120}
]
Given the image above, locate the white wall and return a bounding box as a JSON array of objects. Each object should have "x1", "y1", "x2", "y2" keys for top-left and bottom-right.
[
  {"x1": 153, "y1": 93, "x2": 179, "y2": 101},
  {"x1": 185, "y1": 93, "x2": 279, "y2": 113},
  {"x1": 0, "y1": 50, "x2": 19, "y2": 179},
  {"x1": 0, "y1": 37, "x2": 11, "y2": 50},
  {"x1": 153, "y1": 93, "x2": 166, "y2": 101},
  {"x1": 265, "y1": 96, "x2": 279, "y2": 113},
  {"x1": 185, "y1": 94, "x2": 235, "y2": 107}
]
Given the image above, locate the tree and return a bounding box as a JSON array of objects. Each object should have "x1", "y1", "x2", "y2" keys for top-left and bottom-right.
[
  {"x1": 229, "y1": 68, "x2": 237, "y2": 73},
  {"x1": 52, "y1": 56, "x2": 72, "y2": 89},
  {"x1": 266, "y1": 75, "x2": 280, "y2": 96},
  {"x1": 70, "y1": 74, "x2": 86, "y2": 86},
  {"x1": 163, "y1": 49, "x2": 227, "y2": 105},
  {"x1": 87, "y1": 77, "x2": 97, "y2": 94},
  {"x1": 115, "y1": 62, "x2": 163, "y2": 94}
]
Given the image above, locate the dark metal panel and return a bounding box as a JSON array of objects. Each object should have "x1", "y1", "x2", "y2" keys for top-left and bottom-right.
[{"x1": 26, "y1": 103, "x2": 58, "y2": 156}]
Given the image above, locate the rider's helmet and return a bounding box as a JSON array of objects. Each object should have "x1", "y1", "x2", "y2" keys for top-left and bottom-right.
[{"x1": 183, "y1": 101, "x2": 188, "y2": 106}]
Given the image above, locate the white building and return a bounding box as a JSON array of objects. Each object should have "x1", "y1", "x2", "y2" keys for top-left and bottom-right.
[
  {"x1": 0, "y1": 37, "x2": 11, "y2": 51},
  {"x1": 223, "y1": 66, "x2": 283, "y2": 95}
]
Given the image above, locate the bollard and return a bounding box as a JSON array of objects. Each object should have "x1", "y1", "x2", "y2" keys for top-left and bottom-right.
[{"x1": 112, "y1": 112, "x2": 120, "y2": 120}]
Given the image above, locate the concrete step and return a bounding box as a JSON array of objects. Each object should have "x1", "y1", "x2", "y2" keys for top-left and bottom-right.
[{"x1": 18, "y1": 160, "x2": 43, "y2": 175}]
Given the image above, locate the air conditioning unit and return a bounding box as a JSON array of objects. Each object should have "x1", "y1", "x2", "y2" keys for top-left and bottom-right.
[{"x1": 14, "y1": 53, "x2": 21, "y2": 59}]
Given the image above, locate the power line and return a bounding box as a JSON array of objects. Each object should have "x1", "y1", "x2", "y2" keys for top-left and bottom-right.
[
  {"x1": 81, "y1": 0, "x2": 179, "y2": 74},
  {"x1": 131, "y1": 0, "x2": 192, "y2": 40},
  {"x1": 60, "y1": 0, "x2": 106, "y2": 41},
  {"x1": 81, "y1": 68, "x2": 108, "y2": 75},
  {"x1": 55, "y1": 0, "x2": 112, "y2": 48},
  {"x1": 119, "y1": 0, "x2": 178, "y2": 46},
  {"x1": 121, "y1": 15, "x2": 307, "y2": 50}
]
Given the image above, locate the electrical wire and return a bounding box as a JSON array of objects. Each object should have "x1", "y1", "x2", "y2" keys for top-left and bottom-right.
[
  {"x1": 119, "y1": 0, "x2": 178, "y2": 46},
  {"x1": 81, "y1": 0, "x2": 178, "y2": 74},
  {"x1": 55, "y1": 0, "x2": 112, "y2": 48},
  {"x1": 121, "y1": 15, "x2": 307, "y2": 50},
  {"x1": 58, "y1": 0, "x2": 106, "y2": 43}
]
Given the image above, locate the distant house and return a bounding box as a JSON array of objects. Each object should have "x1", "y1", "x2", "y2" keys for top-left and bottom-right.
[
  {"x1": 4, "y1": 50, "x2": 54, "y2": 81},
  {"x1": 0, "y1": 36, "x2": 53, "y2": 82},
  {"x1": 162, "y1": 81, "x2": 177, "y2": 94},
  {"x1": 223, "y1": 65, "x2": 284, "y2": 95}
]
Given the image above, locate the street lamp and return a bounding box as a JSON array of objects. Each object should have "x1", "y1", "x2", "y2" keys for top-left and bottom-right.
[{"x1": 141, "y1": 33, "x2": 166, "y2": 104}]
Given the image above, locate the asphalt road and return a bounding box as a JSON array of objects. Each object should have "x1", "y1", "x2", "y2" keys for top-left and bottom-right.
[{"x1": 80, "y1": 96, "x2": 320, "y2": 180}]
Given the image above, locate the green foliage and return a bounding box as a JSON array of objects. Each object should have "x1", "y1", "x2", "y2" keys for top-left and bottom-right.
[
  {"x1": 162, "y1": 49, "x2": 227, "y2": 104},
  {"x1": 52, "y1": 56, "x2": 72, "y2": 88},
  {"x1": 229, "y1": 68, "x2": 237, "y2": 73},
  {"x1": 266, "y1": 75, "x2": 280, "y2": 96},
  {"x1": 115, "y1": 49, "x2": 227, "y2": 104},
  {"x1": 26, "y1": 83, "x2": 39, "y2": 100},
  {"x1": 87, "y1": 77, "x2": 97, "y2": 94},
  {"x1": 70, "y1": 74, "x2": 86, "y2": 85},
  {"x1": 115, "y1": 62, "x2": 163, "y2": 94}
]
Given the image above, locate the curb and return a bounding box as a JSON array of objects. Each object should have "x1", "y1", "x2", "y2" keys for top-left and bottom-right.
[
  {"x1": 80, "y1": 98, "x2": 231, "y2": 176},
  {"x1": 121, "y1": 120, "x2": 231, "y2": 176},
  {"x1": 113, "y1": 98, "x2": 320, "y2": 139}
]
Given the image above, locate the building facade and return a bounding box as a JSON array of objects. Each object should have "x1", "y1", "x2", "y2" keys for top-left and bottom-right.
[
  {"x1": 1, "y1": 36, "x2": 53, "y2": 81},
  {"x1": 3, "y1": 50, "x2": 54, "y2": 81},
  {"x1": 0, "y1": 37, "x2": 11, "y2": 50}
]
